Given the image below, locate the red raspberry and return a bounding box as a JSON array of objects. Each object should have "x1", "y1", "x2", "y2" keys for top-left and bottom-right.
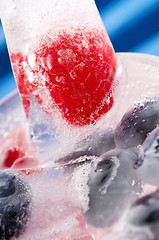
[{"x1": 11, "y1": 28, "x2": 117, "y2": 126}]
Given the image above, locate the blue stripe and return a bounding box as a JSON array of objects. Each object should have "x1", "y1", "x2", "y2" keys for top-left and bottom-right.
[
  {"x1": 0, "y1": 25, "x2": 6, "y2": 53},
  {"x1": 0, "y1": 73, "x2": 17, "y2": 99},
  {"x1": 131, "y1": 32, "x2": 159, "y2": 56},
  {"x1": 100, "y1": 0, "x2": 159, "y2": 38}
]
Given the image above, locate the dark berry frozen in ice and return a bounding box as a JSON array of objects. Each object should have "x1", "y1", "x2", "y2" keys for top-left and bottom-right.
[
  {"x1": 137, "y1": 126, "x2": 159, "y2": 186},
  {"x1": 114, "y1": 95, "x2": 159, "y2": 149},
  {"x1": 77, "y1": 128, "x2": 115, "y2": 157},
  {"x1": 84, "y1": 148, "x2": 139, "y2": 228},
  {"x1": 0, "y1": 170, "x2": 31, "y2": 240},
  {"x1": 126, "y1": 189, "x2": 159, "y2": 239},
  {"x1": 56, "y1": 128, "x2": 115, "y2": 167},
  {"x1": 118, "y1": 190, "x2": 159, "y2": 240}
]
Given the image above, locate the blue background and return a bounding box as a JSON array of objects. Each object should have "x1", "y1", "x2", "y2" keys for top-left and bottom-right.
[{"x1": 0, "y1": 0, "x2": 159, "y2": 99}]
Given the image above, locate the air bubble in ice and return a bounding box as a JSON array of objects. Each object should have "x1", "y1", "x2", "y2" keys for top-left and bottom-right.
[
  {"x1": 46, "y1": 54, "x2": 53, "y2": 70},
  {"x1": 90, "y1": 119, "x2": 96, "y2": 126},
  {"x1": 57, "y1": 49, "x2": 77, "y2": 67},
  {"x1": 40, "y1": 54, "x2": 53, "y2": 70},
  {"x1": 55, "y1": 76, "x2": 65, "y2": 83},
  {"x1": 105, "y1": 97, "x2": 110, "y2": 105},
  {"x1": 67, "y1": 160, "x2": 91, "y2": 212},
  {"x1": 69, "y1": 70, "x2": 77, "y2": 80},
  {"x1": 39, "y1": 74, "x2": 48, "y2": 85},
  {"x1": 26, "y1": 69, "x2": 34, "y2": 83},
  {"x1": 28, "y1": 54, "x2": 36, "y2": 68},
  {"x1": 77, "y1": 62, "x2": 85, "y2": 71}
]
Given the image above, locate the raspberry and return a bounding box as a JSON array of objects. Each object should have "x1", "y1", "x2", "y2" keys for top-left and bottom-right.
[{"x1": 11, "y1": 28, "x2": 117, "y2": 126}]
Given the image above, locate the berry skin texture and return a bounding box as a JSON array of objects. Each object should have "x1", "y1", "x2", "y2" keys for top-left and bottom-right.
[
  {"x1": 0, "y1": 170, "x2": 31, "y2": 240},
  {"x1": 114, "y1": 95, "x2": 159, "y2": 149},
  {"x1": 11, "y1": 28, "x2": 117, "y2": 126}
]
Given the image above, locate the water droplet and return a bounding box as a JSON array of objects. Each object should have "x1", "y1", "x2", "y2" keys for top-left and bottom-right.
[{"x1": 90, "y1": 119, "x2": 97, "y2": 125}]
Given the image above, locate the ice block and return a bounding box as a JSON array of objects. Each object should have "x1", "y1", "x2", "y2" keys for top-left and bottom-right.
[
  {"x1": 0, "y1": 0, "x2": 118, "y2": 165},
  {"x1": 0, "y1": 0, "x2": 159, "y2": 239},
  {"x1": 0, "y1": 53, "x2": 159, "y2": 240}
]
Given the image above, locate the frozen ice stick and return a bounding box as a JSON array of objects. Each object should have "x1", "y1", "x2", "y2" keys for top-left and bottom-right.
[
  {"x1": 0, "y1": 0, "x2": 118, "y2": 165},
  {"x1": 0, "y1": 0, "x2": 159, "y2": 239}
]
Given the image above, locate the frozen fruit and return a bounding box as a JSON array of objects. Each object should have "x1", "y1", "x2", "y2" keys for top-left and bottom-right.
[
  {"x1": 76, "y1": 128, "x2": 115, "y2": 156},
  {"x1": 128, "y1": 190, "x2": 159, "y2": 226},
  {"x1": 84, "y1": 148, "x2": 139, "y2": 228},
  {"x1": 2, "y1": 147, "x2": 25, "y2": 168},
  {"x1": 0, "y1": 128, "x2": 38, "y2": 169},
  {"x1": 11, "y1": 28, "x2": 117, "y2": 126},
  {"x1": 0, "y1": 170, "x2": 31, "y2": 239},
  {"x1": 125, "y1": 189, "x2": 159, "y2": 239},
  {"x1": 114, "y1": 95, "x2": 159, "y2": 148},
  {"x1": 137, "y1": 126, "x2": 159, "y2": 186},
  {"x1": 11, "y1": 156, "x2": 39, "y2": 169},
  {"x1": 56, "y1": 128, "x2": 115, "y2": 166}
]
